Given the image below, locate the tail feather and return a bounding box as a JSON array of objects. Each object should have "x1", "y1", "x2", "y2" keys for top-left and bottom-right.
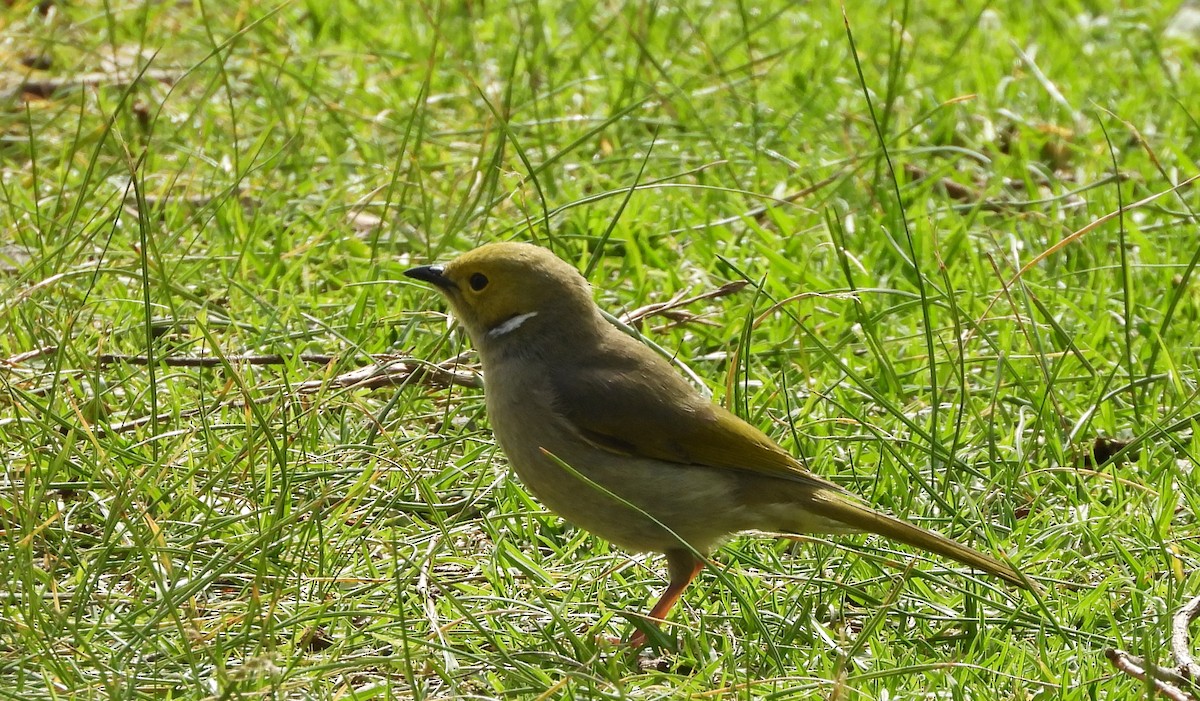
[{"x1": 808, "y1": 489, "x2": 1032, "y2": 590}]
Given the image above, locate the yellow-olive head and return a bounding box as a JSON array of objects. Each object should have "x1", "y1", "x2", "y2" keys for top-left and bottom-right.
[{"x1": 404, "y1": 242, "x2": 603, "y2": 358}]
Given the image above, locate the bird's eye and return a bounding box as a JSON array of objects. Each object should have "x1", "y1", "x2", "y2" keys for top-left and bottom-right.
[{"x1": 469, "y1": 273, "x2": 489, "y2": 291}]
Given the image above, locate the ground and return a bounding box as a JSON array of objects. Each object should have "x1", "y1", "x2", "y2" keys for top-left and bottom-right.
[{"x1": 2, "y1": 1, "x2": 1200, "y2": 699}]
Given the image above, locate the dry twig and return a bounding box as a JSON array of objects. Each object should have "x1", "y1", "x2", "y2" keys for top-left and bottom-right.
[
  {"x1": 2, "y1": 345, "x2": 58, "y2": 367},
  {"x1": 619, "y1": 280, "x2": 747, "y2": 328},
  {"x1": 1174, "y1": 595, "x2": 1200, "y2": 681},
  {"x1": 1105, "y1": 649, "x2": 1193, "y2": 701},
  {"x1": 98, "y1": 353, "x2": 339, "y2": 368},
  {"x1": 903, "y1": 162, "x2": 983, "y2": 204},
  {"x1": 20, "y1": 280, "x2": 737, "y2": 435},
  {"x1": 8, "y1": 68, "x2": 182, "y2": 100},
  {"x1": 1103, "y1": 594, "x2": 1200, "y2": 701},
  {"x1": 96, "y1": 354, "x2": 479, "y2": 435}
]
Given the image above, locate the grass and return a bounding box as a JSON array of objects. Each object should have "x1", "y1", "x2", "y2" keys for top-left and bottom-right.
[{"x1": 2, "y1": 0, "x2": 1199, "y2": 698}]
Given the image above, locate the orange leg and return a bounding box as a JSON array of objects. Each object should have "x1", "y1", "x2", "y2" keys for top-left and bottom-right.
[{"x1": 628, "y1": 549, "x2": 705, "y2": 648}]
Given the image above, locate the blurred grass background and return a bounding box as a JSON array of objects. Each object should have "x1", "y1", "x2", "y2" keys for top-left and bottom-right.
[{"x1": 2, "y1": 0, "x2": 1200, "y2": 698}]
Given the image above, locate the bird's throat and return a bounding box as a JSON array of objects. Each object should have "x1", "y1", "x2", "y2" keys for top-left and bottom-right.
[{"x1": 487, "y1": 311, "x2": 539, "y2": 339}]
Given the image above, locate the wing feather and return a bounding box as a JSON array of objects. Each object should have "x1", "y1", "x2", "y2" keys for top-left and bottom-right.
[{"x1": 548, "y1": 333, "x2": 838, "y2": 490}]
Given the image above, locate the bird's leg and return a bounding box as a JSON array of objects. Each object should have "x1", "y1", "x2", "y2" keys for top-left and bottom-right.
[{"x1": 627, "y1": 549, "x2": 705, "y2": 648}]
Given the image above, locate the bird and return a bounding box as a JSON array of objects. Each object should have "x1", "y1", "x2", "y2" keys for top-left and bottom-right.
[{"x1": 404, "y1": 241, "x2": 1032, "y2": 648}]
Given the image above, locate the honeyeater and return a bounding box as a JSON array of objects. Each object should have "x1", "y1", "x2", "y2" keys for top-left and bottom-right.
[{"x1": 405, "y1": 242, "x2": 1031, "y2": 647}]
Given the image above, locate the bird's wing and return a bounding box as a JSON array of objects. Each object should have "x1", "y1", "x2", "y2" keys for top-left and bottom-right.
[{"x1": 548, "y1": 341, "x2": 839, "y2": 490}]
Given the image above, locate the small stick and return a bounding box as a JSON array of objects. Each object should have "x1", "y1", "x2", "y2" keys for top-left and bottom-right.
[
  {"x1": 1173, "y1": 595, "x2": 1200, "y2": 680},
  {"x1": 98, "y1": 355, "x2": 480, "y2": 435},
  {"x1": 12, "y1": 68, "x2": 182, "y2": 99},
  {"x1": 902, "y1": 163, "x2": 983, "y2": 204},
  {"x1": 620, "y1": 280, "x2": 748, "y2": 327},
  {"x1": 1106, "y1": 649, "x2": 1193, "y2": 701},
  {"x1": 98, "y1": 353, "x2": 339, "y2": 367},
  {"x1": 2, "y1": 345, "x2": 58, "y2": 366}
]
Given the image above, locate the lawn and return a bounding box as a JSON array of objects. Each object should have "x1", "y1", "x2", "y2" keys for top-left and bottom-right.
[{"x1": 2, "y1": 1, "x2": 1200, "y2": 698}]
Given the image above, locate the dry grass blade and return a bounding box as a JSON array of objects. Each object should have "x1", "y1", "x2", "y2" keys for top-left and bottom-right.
[
  {"x1": 965, "y1": 172, "x2": 1200, "y2": 347},
  {"x1": 619, "y1": 280, "x2": 748, "y2": 328}
]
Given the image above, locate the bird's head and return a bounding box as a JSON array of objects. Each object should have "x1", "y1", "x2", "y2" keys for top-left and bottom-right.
[{"x1": 405, "y1": 242, "x2": 602, "y2": 357}]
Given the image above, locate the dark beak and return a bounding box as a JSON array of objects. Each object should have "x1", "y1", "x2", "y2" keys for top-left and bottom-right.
[{"x1": 404, "y1": 264, "x2": 455, "y2": 290}]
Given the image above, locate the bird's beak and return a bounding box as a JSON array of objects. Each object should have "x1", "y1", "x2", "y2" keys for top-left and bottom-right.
[{"x1": 404, "y1": 264, "x2": 455, "y2": 291}]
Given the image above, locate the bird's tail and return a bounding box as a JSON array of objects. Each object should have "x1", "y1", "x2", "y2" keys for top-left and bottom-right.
[{"x1": 804, "y1": 488, "x2": 1033, "y2": 590}]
